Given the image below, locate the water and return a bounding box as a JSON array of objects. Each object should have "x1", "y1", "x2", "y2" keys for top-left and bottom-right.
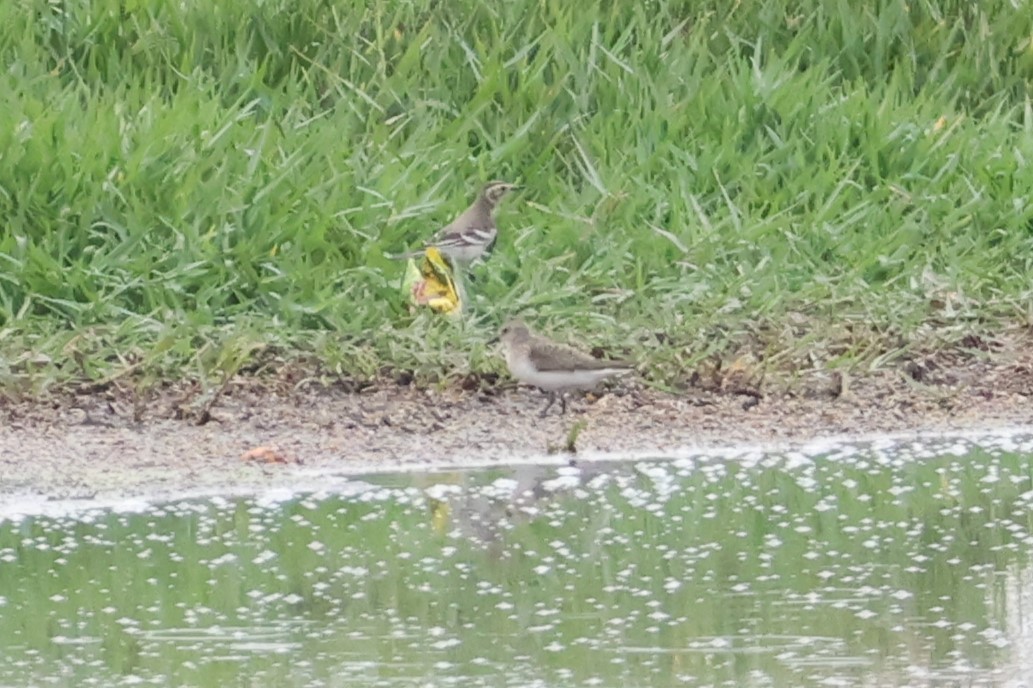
[{"x1": 3, "y1": 432, "x2": 1033, "y2": 686}]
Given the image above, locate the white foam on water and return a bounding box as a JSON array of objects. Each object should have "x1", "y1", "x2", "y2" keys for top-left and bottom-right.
[{"x1": 0, "y1": 475, "x2": 377, "y2": 524}]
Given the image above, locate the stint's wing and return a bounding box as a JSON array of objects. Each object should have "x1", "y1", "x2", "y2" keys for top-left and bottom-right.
[{"x1": 528, "y1": 339, "x2": 629, "y2": 372}]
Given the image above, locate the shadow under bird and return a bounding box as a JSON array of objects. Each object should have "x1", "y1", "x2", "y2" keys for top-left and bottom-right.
[
  {"x1": 496, "y1": 319, "x2": 636, "y2": 417},
  {"x1": 395, "y1": 181, "x2": 521, "y2": 268}
]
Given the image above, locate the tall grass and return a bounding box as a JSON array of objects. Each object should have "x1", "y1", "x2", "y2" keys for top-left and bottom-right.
[{"x1": 1, "y1": 0, "x2": 1032, "y2": 392}]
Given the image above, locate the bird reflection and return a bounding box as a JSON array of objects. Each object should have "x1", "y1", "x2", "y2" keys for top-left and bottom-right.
[{"x1": 424, "y1": 461, "x2": 615, "y2": 558}]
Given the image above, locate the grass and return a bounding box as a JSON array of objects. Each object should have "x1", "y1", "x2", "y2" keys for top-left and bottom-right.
[{"x1": 2, "y1": 0, "x2": 1033, "y2": 397}]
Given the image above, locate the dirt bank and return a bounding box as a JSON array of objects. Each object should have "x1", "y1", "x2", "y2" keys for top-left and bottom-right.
[{"x1": 2, "y1": 335, "x2": 1033, "y2": 503}]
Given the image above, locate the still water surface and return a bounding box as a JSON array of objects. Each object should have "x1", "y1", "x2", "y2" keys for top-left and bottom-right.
[{"x1": 3, "y1": 433, "x2": 1033, "y2": 686}]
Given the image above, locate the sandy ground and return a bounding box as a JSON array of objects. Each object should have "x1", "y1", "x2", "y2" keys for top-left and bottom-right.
[{"x1": 2, "y1": 336, "x2": 1033, "y2": 505}]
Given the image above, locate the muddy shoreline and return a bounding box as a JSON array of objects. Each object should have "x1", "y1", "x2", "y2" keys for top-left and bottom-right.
[{"x1": 2, "y1": 340, "x2": 1033, "y2": 504}]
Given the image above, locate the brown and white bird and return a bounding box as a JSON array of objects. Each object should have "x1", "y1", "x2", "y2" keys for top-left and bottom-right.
[
  {"x1": 497, "y1": 319, "x2": 635, "y2": 416},
  {"x1": 398, "y1": 181, "x2": 520, "y2": 267}
]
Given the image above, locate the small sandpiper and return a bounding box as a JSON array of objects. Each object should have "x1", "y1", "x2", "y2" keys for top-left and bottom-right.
[{"x1": 496, "y1": 319, "x2": 635, "y2": 417}]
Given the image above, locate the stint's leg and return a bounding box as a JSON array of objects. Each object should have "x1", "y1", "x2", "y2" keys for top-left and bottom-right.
[
  {"x1": 540, "y1": 392, "x2": 556, "y2": 417},
  {"x1": 559, "y1": 394, "x2": 567, "y2": 415}
]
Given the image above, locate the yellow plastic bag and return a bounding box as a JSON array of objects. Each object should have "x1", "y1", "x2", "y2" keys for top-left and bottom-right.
[{"x1": 403, "y1": 247, "x2": 462, "y2": 315}]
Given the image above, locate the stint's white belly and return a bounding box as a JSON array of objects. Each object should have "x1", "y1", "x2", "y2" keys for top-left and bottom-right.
[{"x1": 507, "y1": 355, "x2": 627, "y2": 392}]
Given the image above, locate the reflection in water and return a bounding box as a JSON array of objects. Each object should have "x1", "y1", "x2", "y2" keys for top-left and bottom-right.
[
  {"x1": 1004, "y1": 564, "x2": 1033, "y2": 686},
  {"x1": 1, "y1": 433, "x2": 1033, "y2": 686}
]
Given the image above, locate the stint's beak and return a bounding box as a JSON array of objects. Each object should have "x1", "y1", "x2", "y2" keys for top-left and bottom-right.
[{"x1": 487, "y1": 335, "x2": 500, "y2": 345}]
